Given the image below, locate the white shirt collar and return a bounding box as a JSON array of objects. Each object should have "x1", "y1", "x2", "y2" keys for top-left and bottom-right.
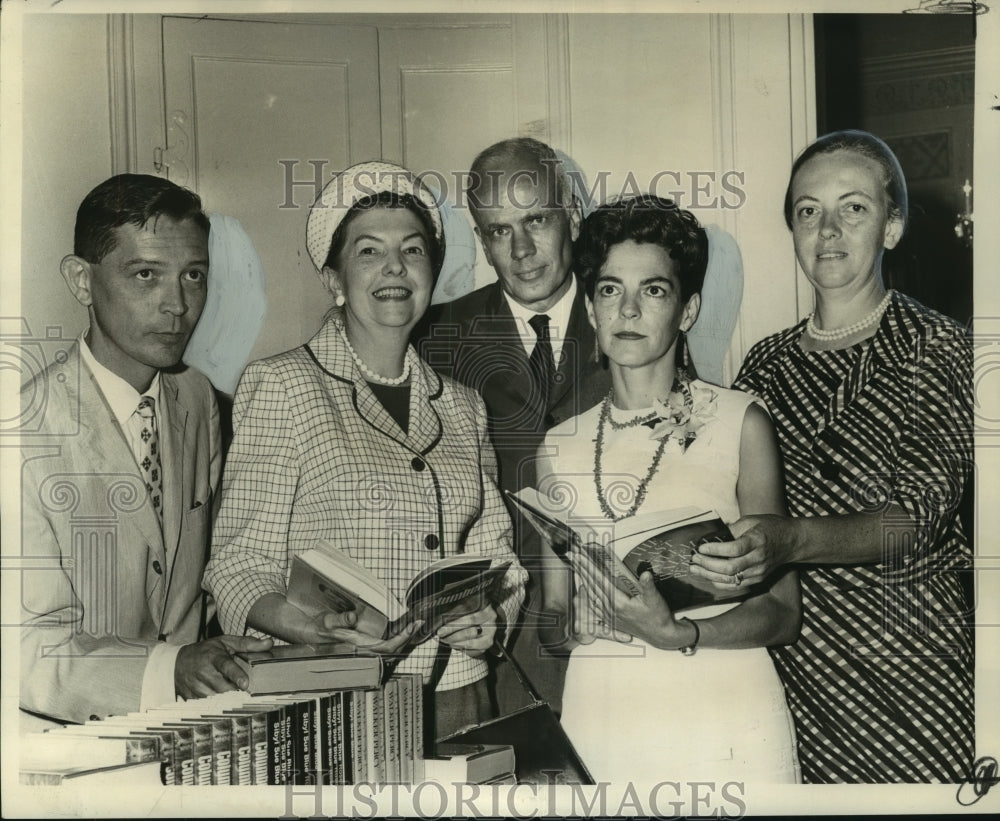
[
  {"x1": 78, "y1": 332, "x2": 161, "y2": 427},
  {"x1": 502, "y1": 275, "x2": 577, "y2": 357}
]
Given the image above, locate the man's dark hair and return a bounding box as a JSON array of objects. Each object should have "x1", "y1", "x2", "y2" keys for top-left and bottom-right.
[
  {"x1": 576, "y1": 194, "x2": 709, "y2": 303},
  {"x1": 74, "y1": 174, "x2": 211, "y2": 263}
]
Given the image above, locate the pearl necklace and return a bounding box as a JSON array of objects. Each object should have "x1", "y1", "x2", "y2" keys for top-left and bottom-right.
[
  {"x1": 594, "y1": 393, "x2": 670, "y2": 522},
  {"x1": 338, "y1": 325, "x2": 411, "y2": 386},
  {"x1": 806, "y1": 290, "x2": 893, "y2": 342}
]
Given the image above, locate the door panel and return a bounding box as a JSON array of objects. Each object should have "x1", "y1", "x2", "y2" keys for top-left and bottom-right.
[{"x1": 162, "y1": 17, "x2": 380, "y2": 361}]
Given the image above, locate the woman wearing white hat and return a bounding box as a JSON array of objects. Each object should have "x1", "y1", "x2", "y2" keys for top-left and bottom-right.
[{"x1": 206, "y1": 162, "x2": 527, "y2": 737}]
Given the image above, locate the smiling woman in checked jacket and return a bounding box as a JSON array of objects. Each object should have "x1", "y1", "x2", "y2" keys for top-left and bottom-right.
[{"x1": 205, "y1": 162, "x2": 526, "y2": 737}]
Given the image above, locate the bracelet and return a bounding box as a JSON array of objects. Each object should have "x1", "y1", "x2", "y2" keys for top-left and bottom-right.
[{"x1": 677, "y1": 618, "x2": 700, "y2": 656}]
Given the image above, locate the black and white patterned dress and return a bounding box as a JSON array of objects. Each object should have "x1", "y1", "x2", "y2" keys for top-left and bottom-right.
[{"x1": 735, "y1": 291, "x2": 974, "y2": 783}]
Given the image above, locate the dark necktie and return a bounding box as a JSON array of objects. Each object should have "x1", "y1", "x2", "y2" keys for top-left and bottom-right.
[
  {"x1": 528, "y1": 313, "x2": 554, "y2": 411},
  {"x1": 136, "y1": 396, "x2": 163, "y2": 527}
]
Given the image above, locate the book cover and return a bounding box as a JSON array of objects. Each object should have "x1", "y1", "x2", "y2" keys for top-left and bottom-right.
[
  {"x1": 287, "y1": 542, "x2": 512, "y2": 644},
  {"x1": 508, "y1": 489, "x2": 747, "y2": 612},
  {"x1": 21, "y1": 729, "x2": 161, "y2": 771},
  {"x1": 233, "y1": 642, "x2": 382, "y2": 695},
  {"x1": 423, "y1": 742, "x2": 516, "y2": 785},
  {"x1": 20, "y1": 760, "x2": 164, "y2": 786},
  {"x1": 51, "y1": 719, "x2": 186, "y2": 785}
]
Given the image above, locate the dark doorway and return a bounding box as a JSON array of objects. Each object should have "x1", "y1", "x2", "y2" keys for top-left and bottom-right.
[{"x1": 814, "y1": 13, "x2": 975, "y2": 327}]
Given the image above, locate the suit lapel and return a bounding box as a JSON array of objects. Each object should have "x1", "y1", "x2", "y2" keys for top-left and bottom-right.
[
  {"x1": 479, "y1": 286, "x2": 534, "y2": 408},
  {"x1": 158, "y1": 373, "x2": 187, "y2": 588},
  {"x1": 312, "y1": 318, "x2": 443, "y2": 456},
  {"x1": 77, "y1": 359, "x2": 165, "y2": 556}
]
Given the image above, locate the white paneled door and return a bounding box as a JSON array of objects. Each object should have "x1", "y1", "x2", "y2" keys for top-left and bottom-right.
[
  {"x1": 160, "y1": 16, "x2": 380, "y2": 360},
  {"x1": 146, "y1": 13, "x2": 564, "y2": 362}
]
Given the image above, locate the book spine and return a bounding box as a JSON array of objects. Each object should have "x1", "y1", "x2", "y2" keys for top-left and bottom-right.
[
  {"x1": 280, "y1": 704, "x2": 294, "y2": 785},
  {"x1": 208, "y1": 718, "x2": 233, "y2": 786},
  {"x1": 318, "y1": 693, "x2": 331, "y2": 787},
  {"x1": 168, "y1": 726, "x2": 195, "y2": 786},
  {"x1": 228, "y1": 713, "x2": 253, "y2": 786},
  {"x1": 348, "y1": 690, "x2": 367, "y2": 784},
  {"x1": 382, "y1": 678, "x2": 400, "y2": 784},
  {"x1": 189, "y1": 722, "x2": 214, "y2": 786},
  {"x1": 266, "y1": 705, "x2": 284, "y2": 785},
  {"x1": 364, "y1": 688, "x2": 386, "y2": 785},
  {"x1": 300, "y1": 697, "x2": 316, "y2": 785},
  {"x1": 143, "y1": 730, "x2": 176, "y2": 786},
  {"x1": 411, "y1": 674, "x2": 425, "y2": 784},
  {"x1": 392, "y1": 675, "x2": 413, "y2": 784},
  {"x1": 330, "y1": 692, "x2": 346, "y2": 785},
  {"x1": 249, "y1": 710, "x2": 269, "y2": 785},
  {"x1": 286, "y1": 700, "x2": 306, "y2": 786}
]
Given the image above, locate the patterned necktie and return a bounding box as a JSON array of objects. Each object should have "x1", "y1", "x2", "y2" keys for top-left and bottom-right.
[
  {"x1": 136, "y1": 396, "x2": 163, "y2": 527},
  {"x1": 528, "y1": 313, "x2": 554, "y2": 411}
]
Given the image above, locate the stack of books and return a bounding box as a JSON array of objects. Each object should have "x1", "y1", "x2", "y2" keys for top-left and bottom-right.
[{"x1": 20, "y1": 659, "x2": 428, "y2": 785}]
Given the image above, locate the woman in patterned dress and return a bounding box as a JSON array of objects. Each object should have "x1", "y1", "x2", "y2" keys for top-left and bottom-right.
[
  {"x1": 534, "y1": 195, "x2": 802, "y2": 784},
  {"x1": 205, "y1": 162, "x2": 527, "y2": 737},
  {"x1": 691, "y1": 130, "x2": 974, "y2": 783}
]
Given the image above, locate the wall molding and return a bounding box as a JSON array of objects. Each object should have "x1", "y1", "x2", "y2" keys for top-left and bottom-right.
[
  {"x1": 107, "y1": 15, "x2": 137, "y2": 174},
  {"x1": 545, "y1": 14, "x2": 572, "y2": 153}
]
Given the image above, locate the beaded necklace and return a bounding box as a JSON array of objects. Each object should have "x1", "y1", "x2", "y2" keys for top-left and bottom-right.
[
  {"x1": 594, "y1": 375, "x2": 694, "y2": 522},
  {"x1": 338, "y1": 323, "x2": 411, "y2": 386},
  {"x1": 806, "y1": 289, "x2": 893, "y2": 342}
]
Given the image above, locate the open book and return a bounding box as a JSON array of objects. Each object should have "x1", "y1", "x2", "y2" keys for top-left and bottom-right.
[
  {"x1": 287, "y1": 541, "x2": 511, "y2": 644},
  {"x1": 508, "y1": 488, "x2": 748, "y2": 612}
]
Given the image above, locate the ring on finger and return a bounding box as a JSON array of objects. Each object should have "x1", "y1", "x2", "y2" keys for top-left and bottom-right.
[
  {"x1": 733, "y1": 571, "x2": 744, "y2": 586},
  {"x1": 475, "y1": 624, "x2": 483, "y2": 637}
]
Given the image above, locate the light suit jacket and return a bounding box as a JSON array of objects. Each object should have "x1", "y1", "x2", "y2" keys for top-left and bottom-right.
[{"x1": 19, "y1": 343, "x2": 220, "y2": 723}]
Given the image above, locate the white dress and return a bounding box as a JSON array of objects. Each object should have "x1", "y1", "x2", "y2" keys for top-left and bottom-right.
[{"x1": 542, "y1": 381, "x2": 800, "y2": 784}]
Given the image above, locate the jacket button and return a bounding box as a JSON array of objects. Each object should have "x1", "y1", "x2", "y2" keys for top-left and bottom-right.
[
  {"x1": 411, "y1": 457, "x2": 425, "y2": 472},
  {"x1": 818, "y1": 461, "x2": 840, "y2": 480},
  {"x1": 424, "y1": 534, "x2": 439, "y2": 551},
  {"x1": 152, "y1": 560, "x2": 163, "y2": 575}
]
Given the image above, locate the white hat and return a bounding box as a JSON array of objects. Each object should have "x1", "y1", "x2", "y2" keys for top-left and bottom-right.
[{"x1": 305, "y1": 160, "x2": 444, "y2": 271}]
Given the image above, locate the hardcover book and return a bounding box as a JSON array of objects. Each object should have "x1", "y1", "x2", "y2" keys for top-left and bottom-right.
[
  {"x1": 233, "y1": 642, "x2": 383, "y2": 695},
  {"x1": 423, "y1": 743, "x2": 516, "y2": 785},
  {"x1": 508, "y1": 489, "x2": 747, "y2": 613},
  {"x1": 287, "y1": 542, "x2": 512, "y2": 643}
]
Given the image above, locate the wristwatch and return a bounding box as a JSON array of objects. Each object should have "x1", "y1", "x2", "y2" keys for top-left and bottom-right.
[{"x1": 677, "y1": 618, "x2": 700, "y2": 656}]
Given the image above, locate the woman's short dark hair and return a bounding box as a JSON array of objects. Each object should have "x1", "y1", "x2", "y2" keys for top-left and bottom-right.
[
  {"x1": 783, "y1": 129, "x2": 908, "y2": 230},
  {"x1": 323, "y1": 190, "x2": 446, "y2": 280},
  {"x1": 74, "y1": 174, "x2": 210, "y2": 264},
  {"x1": 576, "y1": 194, "x2": 708, "y2": 303}
]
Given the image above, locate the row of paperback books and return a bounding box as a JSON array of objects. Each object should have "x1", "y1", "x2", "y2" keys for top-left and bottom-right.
[{"x1": 21, "y1": 673, "x2": 425, "y2": 786}]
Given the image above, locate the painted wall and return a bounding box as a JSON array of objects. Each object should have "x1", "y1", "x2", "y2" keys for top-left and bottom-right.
[
  {"x1": 16, "y1": 12, "x2": 809, "y2": 386},
  {"x1": 20, "y1": 14, "x2": 112, "y2": 344}
]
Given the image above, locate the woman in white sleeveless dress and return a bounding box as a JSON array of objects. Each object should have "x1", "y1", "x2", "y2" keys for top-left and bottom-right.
[{"x1": 536, "y1": 195, "x2": 801, "y2": 784}]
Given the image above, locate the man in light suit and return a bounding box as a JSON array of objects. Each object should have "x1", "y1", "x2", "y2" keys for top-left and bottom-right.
[
  {"x1": 418, "y1": 138, "x2": 610, "y2": 714},
  {"x1": 19, "y1": 174, "x2": 270, "y2": 726}
]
